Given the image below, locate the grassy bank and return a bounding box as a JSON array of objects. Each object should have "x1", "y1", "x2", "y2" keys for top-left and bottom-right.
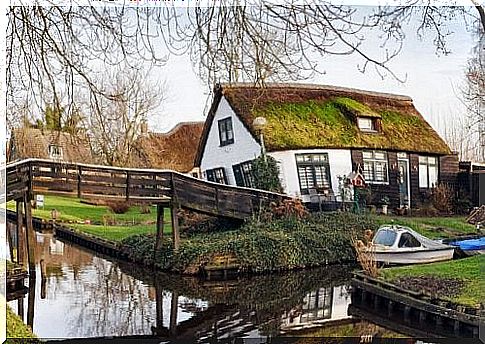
[
  {"x1": 374, "y1": 215, "x2": 476, "y2": 239},
  {"x1": 379, "y1": 255, "x2": 484, "y2": 308},
  {"x1": 6, "y1": 305, "x2": 36, "y2": 340},
  {"x1": 8, "y1": 195, "x2": 172, "y2": 242},
  {"x1": 121, "y1": 212, "x2": 376, "y2": 274}
]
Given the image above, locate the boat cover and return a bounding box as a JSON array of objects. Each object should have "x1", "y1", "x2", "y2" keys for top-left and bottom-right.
[
  {"x1": 449, "y1": 237, "x2": 485, "y2": 251},
  {"x1": 379, "y1": 225, "x2": 452, "y2": 249}
]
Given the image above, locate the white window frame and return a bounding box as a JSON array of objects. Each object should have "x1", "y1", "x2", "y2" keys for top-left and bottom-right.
[
  {"x1": 48, "y1": 144, "x2": 63, "y2": 160},
  {"x1": 357, "y1": 117, "x2": 376, "y2": 132},
  {"x1": 418, "y1": 156, "x2": 438, "y2": 188},
  {"x1": 362, "y1": 150, "x2": 389, "y2": 184}
]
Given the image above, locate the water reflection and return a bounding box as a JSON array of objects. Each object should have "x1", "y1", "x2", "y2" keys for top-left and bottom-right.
[{"x1": 8, "y1": 231, "x2": 400, "y2": 340}]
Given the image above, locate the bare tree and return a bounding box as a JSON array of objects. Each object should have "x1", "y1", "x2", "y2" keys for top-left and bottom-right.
[
  {"x1": 86, "y1": 67, "x2": 164, "y2": 166},
  {"x1": 7, "y1": 1, "x2": 484, "y2": 124}
]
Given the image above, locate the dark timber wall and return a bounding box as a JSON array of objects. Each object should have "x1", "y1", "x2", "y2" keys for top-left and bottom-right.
[{"x1": 351, "y1": 150, "x2": 458, "y2": 209}]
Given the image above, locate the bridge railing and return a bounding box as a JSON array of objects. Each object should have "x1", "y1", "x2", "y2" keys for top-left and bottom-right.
[{"x1": 6, "y1": 159, "x2": 291, "y2": 219}]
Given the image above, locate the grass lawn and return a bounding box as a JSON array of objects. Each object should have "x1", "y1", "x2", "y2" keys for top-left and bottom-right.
[
  {"x1": 379, "y1": 255, "x2": 484, "y2": 308},
  {"x1": 7, "y1": 195, "x2": 172, "y2": 242},
  {"x1": 373, "y1": 215, "x2": 476, "y2": 239},
  {"x1": 71, "y1": 223, "x2": 173, "y2": 242},
  {"x1": 7, "y1": 305, "x2": 37, "y2": 339}
]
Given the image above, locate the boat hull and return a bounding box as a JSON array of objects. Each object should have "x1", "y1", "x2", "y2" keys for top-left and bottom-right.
[{"x1": 374, "y1": 247, "x2": 455, "y2": 265}]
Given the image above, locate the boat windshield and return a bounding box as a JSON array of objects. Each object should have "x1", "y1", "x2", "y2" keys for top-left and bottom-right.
[{"x1": 373, "y1": 229, "x2": 397, "y2": 246}]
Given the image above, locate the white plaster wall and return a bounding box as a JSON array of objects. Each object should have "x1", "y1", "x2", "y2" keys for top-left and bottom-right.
[
  {"x1": 200, "y1": 96, "x2": 262, "y2": 185},
  {"x1": 268, "y1": 149, "x2": 353, "y2": 202}
]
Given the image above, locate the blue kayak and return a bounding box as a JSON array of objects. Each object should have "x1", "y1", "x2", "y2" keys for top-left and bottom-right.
[{"x1": 450, "y1": 237, "x2": 485, "y2": 251}]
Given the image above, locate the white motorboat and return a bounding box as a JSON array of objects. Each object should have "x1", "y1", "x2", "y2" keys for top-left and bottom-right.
[{"x1": 371, "y1": 225, "x2": 455, "y2": 265}]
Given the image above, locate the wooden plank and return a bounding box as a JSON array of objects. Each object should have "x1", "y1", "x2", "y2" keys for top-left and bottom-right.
[
  {"x1": 79, "y1": 184, "x2": 127, "y2": 195},
  {"x1": 351, "y1": 279, "x2": 480, "y2": 326},
  {"x1": 171, "y1": 203, "x2": 180, "y2": 251},
  {"x1": 33, "y1": 180, "x2": 78, "y2": 191},
  {"x1": 80, "y1": 174, "x2": 127, "y2": 185},
  {"x1": 129, "y1": 177, "x2": 171, "y2": 188},
  {"x1": 130, "y1": 187, "x2": 169, "y2": 198},
  {"x1": 16, "y1": 201, "x2": 24, "y2": 266}
]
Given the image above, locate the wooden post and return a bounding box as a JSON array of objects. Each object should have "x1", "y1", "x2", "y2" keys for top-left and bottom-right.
[
  {"x1": 126, "y1": 172, "x2": 131, "y2": 201},
  {"x1": 17, "y1": 298, "x2": 24, "y2": 322},
  {"x1": 27, "y1": 276, "x2": 36, "y2": 329},
  {"x1": 77, "y1": 166, "x2": 82, "y2": 199},
  {"x1": 153, "y1": 204, "x2": 164, "y2": 263},
  {"x1": 155, "y1": 285, "x2": 163, "y2": 330},
  {"x1": 6, "y1": 223, "x2": 15, "y2": 262},
  {"x1": 16, "y1": 200, "x2": 24, "y2": 265},
  {"x1": 387, "y1": 300, "x2": 394, "y2": 317},
  {"x1": 171, "y1": 204, "x2": 180, "y2": 251},
  {"x1": 23, "y1": 194, "x2": 36, "y2": 277},
  {"x1": 40, "y1": 259, "x2": 47, "y2": 299},
  {"x1": 170, "y1": 174, "x2": 180, "y2": 251},
  {"x1": 169, "y1": 290, "x2": 178, "y2": 336}
]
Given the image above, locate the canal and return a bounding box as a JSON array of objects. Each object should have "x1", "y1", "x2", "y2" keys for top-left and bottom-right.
[{"x1": 8, "y1": 231, "x2": 407, "y2": 340}]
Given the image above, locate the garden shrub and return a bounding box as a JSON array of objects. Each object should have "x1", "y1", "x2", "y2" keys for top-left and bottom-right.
[
  {"x1": 431, "y1": 183, "x2": 454, "y2": 215},
  {"x1": 251, "y1": 155, "x2": 283, "y2": 193},
  {"x1": 106, "y1": 200, "x2": 130, "y2": 214},
  {"x1": 119, "y1": 212, "x2": 377, "y2": 274}
]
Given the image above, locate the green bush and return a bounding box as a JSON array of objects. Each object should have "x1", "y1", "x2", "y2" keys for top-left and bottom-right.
[
  {"x1": 120, "y1": 212, "x2": 376, "y2": 274},
  {"x1": 251, "y1": 154, "x2": 283, "y2": 193}
]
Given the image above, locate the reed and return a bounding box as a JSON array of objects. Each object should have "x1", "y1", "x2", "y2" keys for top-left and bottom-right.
[{"x1": 352, "y1": 229, "x2": 379, "y2": 277}]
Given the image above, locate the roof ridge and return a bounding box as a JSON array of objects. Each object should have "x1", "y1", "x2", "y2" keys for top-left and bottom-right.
[
  {"x1": 218, "y1": 82, "x2": 413, "y2": 102},
  {"x1": 151, "y1": 121, "x2": 205, "y2": 137}
]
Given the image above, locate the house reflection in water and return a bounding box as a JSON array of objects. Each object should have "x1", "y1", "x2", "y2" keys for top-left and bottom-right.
[{"x1": 280, "y1": 285, "x2": 351, "y2": 332}]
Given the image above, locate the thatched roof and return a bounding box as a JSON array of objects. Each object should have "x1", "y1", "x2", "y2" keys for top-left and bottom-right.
[
  {"x1": 9, "y1": 127, "x2": 94, "y2": 163},
  {"x1": 195, "y1": 83, "x2": 451, "y2": 165},
  {"x1": 131, "y1": 121, "x2": 204, "y2": 172}
]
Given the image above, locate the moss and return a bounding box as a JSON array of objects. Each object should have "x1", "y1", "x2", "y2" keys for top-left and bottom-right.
[
  {"x1": 333, "y1": 97, "x2": 381, "y2": 118},
  {"x1": 251, "y1": 98, "x2": 450, "y2": 154}
]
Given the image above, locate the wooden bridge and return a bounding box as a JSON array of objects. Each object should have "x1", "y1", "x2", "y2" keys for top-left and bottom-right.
[{"x1": 5, "y1": 158, "x2": 289, "y2": 274}]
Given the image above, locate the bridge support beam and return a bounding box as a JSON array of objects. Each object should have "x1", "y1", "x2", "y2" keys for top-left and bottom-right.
[
  {"x1": 171, "y1": 203, "x2": 180, "y2": 251},
  {"x1": 16, "y1": 200, "x2": 24, "y2": 265},
  {"x1": 153, "y1": 204, "x2": 165, "y2": 263},
  {"x1": 23, "y1": 194, "x2": 36, "y2": 277}
]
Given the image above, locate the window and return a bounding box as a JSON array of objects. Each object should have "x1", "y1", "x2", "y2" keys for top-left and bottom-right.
[
  {"x1": 48, "y1": 144, "x2": 63, "y2": 160},
  {"x1": 373, "y1": 229, "x2": 397, "y2": 247},
  {"x1": 296, "y1": 154, "x2": 331, "y2": 195},
  {"x1": 206, "y1": 168, "x2": 227, "y2": 184},
  {"x1": 357, "y1": 117, "x2": 376, "y2": 131},
  {"x1": 233, "y1": 161, "x2": 254, "y2": 188},
  {"x1": 218, "y1": 117, "x2": 234, "y2": 146},
  {"x1": 419, "y1": 156, "x2": 438, "y2": 188},
  {"x1": 362, "y1": 150, "x2": 388, "y2": 183},
  {"x1": 398, "y1": 233, "x2": 421, "y2": 248}
]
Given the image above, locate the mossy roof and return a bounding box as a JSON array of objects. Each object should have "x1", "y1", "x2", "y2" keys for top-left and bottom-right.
[{"x1": 202, "y1": 83, "x2": 451, "y2": 156}]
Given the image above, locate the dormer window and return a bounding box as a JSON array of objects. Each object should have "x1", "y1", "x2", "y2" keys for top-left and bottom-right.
[
  {"x1": 357, "y1": 117, "x2": 377, "y2": 132},
  {"x1": 48, "y1": 144, "x2": 63, "y2": 160}
]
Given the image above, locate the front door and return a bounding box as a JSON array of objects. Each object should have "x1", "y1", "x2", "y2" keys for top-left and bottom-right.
[{"x1": 398, "y1": 158, "x2": 410, "y2": 208}]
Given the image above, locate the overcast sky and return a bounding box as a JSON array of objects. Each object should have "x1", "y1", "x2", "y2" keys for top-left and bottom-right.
[{"x1": 151, "y1": 6, "x2": 477, "y2": 142}]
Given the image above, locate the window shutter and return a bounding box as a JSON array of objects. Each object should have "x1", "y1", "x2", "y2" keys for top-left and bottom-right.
[{"x1": 232, "y1": 164, "x2": 244, "y2": 186}]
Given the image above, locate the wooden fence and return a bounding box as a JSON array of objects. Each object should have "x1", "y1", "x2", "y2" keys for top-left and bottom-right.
[{"x1": 6, "y1": 159, "x2": 289, "y2": 220}]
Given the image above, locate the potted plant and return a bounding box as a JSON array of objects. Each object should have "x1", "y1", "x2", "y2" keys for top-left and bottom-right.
[{"x1": 380, "y1": 196, "x2": 390, "y2": 215}]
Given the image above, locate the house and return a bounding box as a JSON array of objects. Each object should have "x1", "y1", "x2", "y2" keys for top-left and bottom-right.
[
  {"x1": 131, "y1": 121, "x2": 204, "y2": 175},
  {"x1": 195, "y1": 83, "x2": 459, "y2": 209},
  {"x1": 8, "y1": 127, "x2": 94, "y2": 164}
]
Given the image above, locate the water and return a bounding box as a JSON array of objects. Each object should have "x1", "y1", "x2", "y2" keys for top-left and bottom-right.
[{"x1": 9, "y1": 231, "x2": 404, "y2": 340}]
